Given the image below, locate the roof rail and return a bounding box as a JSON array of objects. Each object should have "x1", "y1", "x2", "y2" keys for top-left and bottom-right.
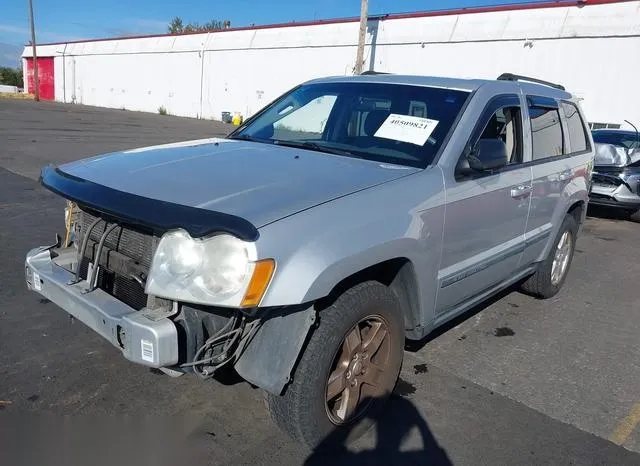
[
  {"x1": 360, "y1": 70, "x2": 390, "y2": 75},
  {"x1": 497, "y1": 73, "x2": 565, "y2": 91}
]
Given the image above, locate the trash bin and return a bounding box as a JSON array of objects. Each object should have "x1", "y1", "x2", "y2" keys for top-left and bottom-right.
[
  {"x1": 232, "y1": 112, "x2": 243, "y2": 126},
  {"x1": 221, "y1": 111, "x2": 232, "y2": 123}
]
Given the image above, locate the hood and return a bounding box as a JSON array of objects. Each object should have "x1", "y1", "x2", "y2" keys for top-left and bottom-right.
[
  {"x1": 58, "y1": 138, "x2": 419, "y2": 228},
  {"x1": 594, "y1": 143, "x2": 640, "y2": 168}
]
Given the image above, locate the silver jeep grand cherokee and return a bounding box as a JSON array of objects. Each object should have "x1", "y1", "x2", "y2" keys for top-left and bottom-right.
[{"x1": 25, "y1": 72, "x2": 594, "y2": 447}]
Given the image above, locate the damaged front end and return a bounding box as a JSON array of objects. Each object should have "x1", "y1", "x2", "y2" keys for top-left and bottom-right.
[
  {"x1": 589, "y1": 143, "x2": 640, "y2": 211},
  {"x1": 25, "y1": 166, "x2": 316, "y2": 395},
  {"x1": 26, "y1": 205, "x2": 315, "y2": 394},
  {"x1": 175, "y1": 303, "x2": 316, "y2": 394}
]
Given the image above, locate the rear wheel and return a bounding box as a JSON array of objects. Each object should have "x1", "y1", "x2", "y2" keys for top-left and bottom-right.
[
  {"x1": 266, "y1": 281, "x2": 404, "y2": 448},
  {"x1": 520, "y1": 213, "x2": 578, "y2": 298}
]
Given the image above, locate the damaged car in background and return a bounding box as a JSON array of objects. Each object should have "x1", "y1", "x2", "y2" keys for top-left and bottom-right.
[{"x1": 589, "y1": 124, "x2": 640, "y2": 217}]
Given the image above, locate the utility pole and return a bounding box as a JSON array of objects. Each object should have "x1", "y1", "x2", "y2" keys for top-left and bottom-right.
[
  {"x1": 28, "y1": 0, "x2": 40, "y2": 101},
  {"x1": 354, "y1": 0, "x2": 368, "y2": 75}
]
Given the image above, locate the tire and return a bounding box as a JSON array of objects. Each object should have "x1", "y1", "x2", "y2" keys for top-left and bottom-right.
[
  {"x1": 266, "y1": 281, "x2": 405, "y2": 449},
  {"x1": 520, "y1": 213, "x2": 578, "y2": 299}
]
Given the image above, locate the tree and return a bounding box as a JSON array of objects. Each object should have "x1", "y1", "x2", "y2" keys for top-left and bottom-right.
[
  {"x1": 168, "y1": 17, "x2": 184, "y2": 34},
  {"x1": 168, "y1": 16, "x2": 230, "y2": 34},
  {"x1": 0, "y1": 65, "x2": 24, "y2": 88}
]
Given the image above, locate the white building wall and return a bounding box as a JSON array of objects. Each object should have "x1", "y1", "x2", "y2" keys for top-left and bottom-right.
[
  {"x1": 0, "y1": 84, "x2": 19, "y2": 93},
  {"x1": 22, "y1": 1, "x2": 640, "y2": 127}
]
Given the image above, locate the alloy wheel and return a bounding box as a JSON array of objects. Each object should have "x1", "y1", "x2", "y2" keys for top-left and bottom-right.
[
  {"x1": 325, "y1": 315, "x2": 397, "y2": 425},
  {"x1": 551, "y1": 230, "x2": 573, "y2": 286}
]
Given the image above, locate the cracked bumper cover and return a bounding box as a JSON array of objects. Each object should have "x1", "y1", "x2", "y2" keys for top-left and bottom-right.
[
  {"x1": 25, "y1": 247, "x2": 179, "y2": 368},
  {"x1": 589, "y1": 169, "x2": 640, "y2": 209}
]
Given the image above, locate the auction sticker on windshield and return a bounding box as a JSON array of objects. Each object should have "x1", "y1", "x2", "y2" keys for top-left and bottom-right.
[{"x1": 374, "y1": 114, "x2": 439, "y2": 146}]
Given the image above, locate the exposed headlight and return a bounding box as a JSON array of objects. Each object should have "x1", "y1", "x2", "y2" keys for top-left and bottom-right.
[
  {"x1": 64, "y1": 201, "x2": 78, "y2": 248},
  {"x1": 145, "y1": 229, "x2": 274, "y2": 307}
]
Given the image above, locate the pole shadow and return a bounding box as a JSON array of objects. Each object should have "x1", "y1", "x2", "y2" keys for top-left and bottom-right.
[
  {"x1": 304, "y1": 394, "x2": 452, "y2": 466},
  {"x1": 366, "y1": 19, "x2": 380, "y2": 73}
]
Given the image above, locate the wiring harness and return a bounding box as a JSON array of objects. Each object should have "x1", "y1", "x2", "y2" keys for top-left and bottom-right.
[{"x1": 180, "y1": 311, "x2": 260, "y2": 379}]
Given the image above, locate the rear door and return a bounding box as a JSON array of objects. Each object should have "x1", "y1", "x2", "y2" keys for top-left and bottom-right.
[
  {"x1": 436, "y1": 94, "x2": 531, "y2": 312},
  {"x1": 521, "y1": 97, "x2": 590, "y2": 264}
]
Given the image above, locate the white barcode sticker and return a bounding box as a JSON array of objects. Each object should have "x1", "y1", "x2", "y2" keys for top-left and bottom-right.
[
  {"x1": 141, "y1": 340, "x2": 154, "y2": 363},
  {"x1": 374, "y1": 114, "x2": 439, "y2": 146},
  {"x1": 33, "y1": 272, "x2": 42, "y2": 291}
]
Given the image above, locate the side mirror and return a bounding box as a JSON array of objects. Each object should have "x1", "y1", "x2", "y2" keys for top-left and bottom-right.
[
  {"x1": 458, "y1": 139, "x2": 508, "y2": 175},
  {"x1": 253, "y1": 123, "x2": 275, "y2": 140}
]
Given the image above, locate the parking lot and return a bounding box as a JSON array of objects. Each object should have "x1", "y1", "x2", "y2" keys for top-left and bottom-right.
[{"x1": 1, "y1": 99, "x2": 639, "y2": 465}]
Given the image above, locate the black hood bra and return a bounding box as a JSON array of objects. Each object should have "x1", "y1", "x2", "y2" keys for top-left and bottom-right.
[{"x1": 39, "y1": 165, "x2": 259, "y2": 241}]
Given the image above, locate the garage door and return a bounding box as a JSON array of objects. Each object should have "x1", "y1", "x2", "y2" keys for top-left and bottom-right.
[{"x1": 25, "y1": 57, "x2": 55, "y2": 101}]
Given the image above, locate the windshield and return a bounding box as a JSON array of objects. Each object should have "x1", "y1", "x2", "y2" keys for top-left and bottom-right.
[
  {"x1": 592, "y1": 131, "x2": 640, "y2": 150},
  {"x1": 231, "y1": 82, "x2": 470, "y2": 168}
]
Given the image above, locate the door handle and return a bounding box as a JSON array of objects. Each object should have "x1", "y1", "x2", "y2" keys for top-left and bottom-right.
[
  {"x1": 558, "y1": 170, "x2": 572, "y2": 182},
  {"x1": 510, "y1": 185, "x2": 532, "y2": 198}
]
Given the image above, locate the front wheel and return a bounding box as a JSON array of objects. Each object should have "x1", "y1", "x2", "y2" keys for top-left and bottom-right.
[
  {"x1": 266, "y1": 281, "x2": 405, "y2": 448},
  {"x1": 520, "y1": 213, "x2": 578, "y2": 299}
]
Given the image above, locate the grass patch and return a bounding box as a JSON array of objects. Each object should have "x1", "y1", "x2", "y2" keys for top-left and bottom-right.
[{"x1": 0, "y1": 92, "x2": 35, "y2": 100}]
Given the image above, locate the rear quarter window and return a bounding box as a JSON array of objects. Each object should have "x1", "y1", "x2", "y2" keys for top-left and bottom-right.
[{"x1": 561, "y1": 102, "x2": 590, "y2": 154}]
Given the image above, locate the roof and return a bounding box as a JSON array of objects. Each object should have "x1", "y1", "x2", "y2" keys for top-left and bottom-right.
[
  {"x1": 305, "y1": 74, "x2": 488, "y2": 92},
  {"x1": 30, "y1": 0, "x2": 630, "y2": 47},
  {"x1": 305, "y1": 73, "x2": 574, "y2": 98},
  {"x1": 591, "y1": 128, "x2": 638, "y2": 135}
]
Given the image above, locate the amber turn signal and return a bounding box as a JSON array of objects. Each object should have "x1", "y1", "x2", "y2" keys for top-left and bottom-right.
[{"x1": 241, "y1": 259, "x2": 276, "y2": 307}]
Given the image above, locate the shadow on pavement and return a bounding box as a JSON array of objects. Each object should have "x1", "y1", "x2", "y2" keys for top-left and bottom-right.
[
  {"x1": 587, "y1": 205, "x2": 640, "y2": 223},
  {"x1": 404, "y1": 285, "x2": 516, "y2": 353},
  {"x1": 304, "y1": 394, "x2": 452, "y2": 466}
]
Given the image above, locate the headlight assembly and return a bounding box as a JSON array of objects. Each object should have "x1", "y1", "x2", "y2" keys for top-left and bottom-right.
[{"x1": 145, "y1": 229, "x2": 274, "y2": 308}]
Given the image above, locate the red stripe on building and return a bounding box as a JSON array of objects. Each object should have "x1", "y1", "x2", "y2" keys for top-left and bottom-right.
[{"x1": 29, "y1": 0, "x2": 632, "y2": 48}]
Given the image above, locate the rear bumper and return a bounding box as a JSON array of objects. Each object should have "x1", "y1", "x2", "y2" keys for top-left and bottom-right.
[{"x1": 25, "y1": 247, "x2": 179, "y2": 367}]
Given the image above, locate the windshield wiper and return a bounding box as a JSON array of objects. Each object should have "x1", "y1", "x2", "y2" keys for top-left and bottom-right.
[
  {"x1": 227, "y1": 134, "x2": 265, "y2": 143},
  {"x1": 272, "y1": 140, "x2": 353, "y2": 156}
]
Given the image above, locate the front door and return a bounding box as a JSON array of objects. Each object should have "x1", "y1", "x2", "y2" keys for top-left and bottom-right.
[{"x1": 436, "y1": 95, "x2": 531, "y2": 313}]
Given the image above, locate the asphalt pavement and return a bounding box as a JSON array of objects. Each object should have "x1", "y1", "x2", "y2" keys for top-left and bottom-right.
[{"x1": 1, "y1": 99, "x2": 639, "y2": 465}]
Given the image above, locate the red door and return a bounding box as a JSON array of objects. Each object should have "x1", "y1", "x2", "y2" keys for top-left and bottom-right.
[{"x1": 25, "y1": 57, "x2": 55, "y2": 100}]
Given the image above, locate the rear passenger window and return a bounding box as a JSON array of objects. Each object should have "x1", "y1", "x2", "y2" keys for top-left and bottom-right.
[
  {"x1": 562, "y1": 102, "x2": 590, "y2": 153},
  {"x1": 529, "y1": 105, "x2": 564, "y2": 160}
]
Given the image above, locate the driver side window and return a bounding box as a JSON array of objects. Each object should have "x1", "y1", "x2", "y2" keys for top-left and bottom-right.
[{"x1": 478, "y1": 106, "x2": 523, "y2": 165}]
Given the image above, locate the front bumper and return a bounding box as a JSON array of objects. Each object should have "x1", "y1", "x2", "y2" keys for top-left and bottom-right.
[
  {"x1": 25, "y1": 246, "x2": 179, "y2": 368},
  {"x1": 589, "y1": 170, "x2": 640, "y2": 210}
]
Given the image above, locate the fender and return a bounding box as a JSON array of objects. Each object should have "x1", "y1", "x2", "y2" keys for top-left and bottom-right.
[
  {"x1": 536, "y1": 169, "x2": 589, "y2": 263},
  {"x1": 255, "y1": 169, "x2": 446, "y2": 312},
  {"x1": 237, "y1": 171, "x2": 445, "y2": 394}
]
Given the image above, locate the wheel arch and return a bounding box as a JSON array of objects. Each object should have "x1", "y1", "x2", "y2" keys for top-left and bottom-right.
[
  {"x1": 538, "y1": 187, "x2": 588, "y2": 262},
  {"x1": 314, "y1": 257, "x2": 422, "y2": 335},
  {"x1": 568, "y1": 199, "x2": 586, "y2": 226}
]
